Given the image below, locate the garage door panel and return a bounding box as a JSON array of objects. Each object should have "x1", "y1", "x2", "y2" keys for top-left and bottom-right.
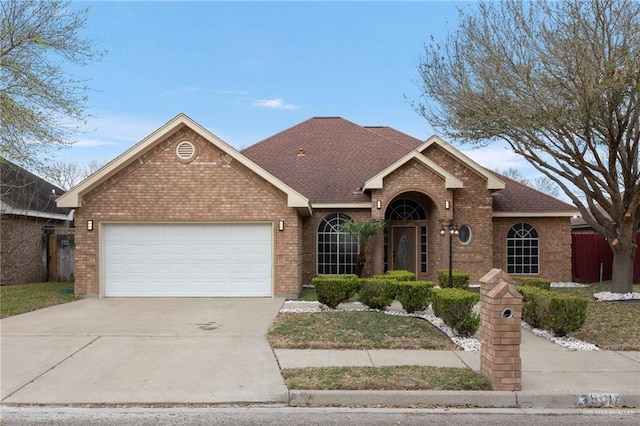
[{"x1": 103, "y1": 223, "x2": 272, "y2": 297}]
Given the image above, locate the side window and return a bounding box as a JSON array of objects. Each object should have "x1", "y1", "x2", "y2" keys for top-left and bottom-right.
[{"x1": 507, "y1": 223, "x2": 539, "y2": 274}]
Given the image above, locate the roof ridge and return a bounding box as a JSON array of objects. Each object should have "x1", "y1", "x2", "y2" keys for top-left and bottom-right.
[{"x1": 363, "y1": 126, "x2": 421, "y2": 150}]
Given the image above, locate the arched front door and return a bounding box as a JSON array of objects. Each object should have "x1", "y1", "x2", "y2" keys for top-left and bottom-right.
[{"x1": 384, "y1": 197, "x2": 429, "y2": 275}]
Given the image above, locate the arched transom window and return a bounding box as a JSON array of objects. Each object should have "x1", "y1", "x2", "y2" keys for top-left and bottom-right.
[
  {"x1": 507, "y1": 223, "x2": 539, "y2": 274},
  {"x1": 317, "y1": 213, "x2": 358, "y2": 275},
  {"x1": 385, "y1": 199, "x2": 426, "y2": 221}
]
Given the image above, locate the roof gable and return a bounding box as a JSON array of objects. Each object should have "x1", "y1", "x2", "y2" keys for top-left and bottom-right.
[
  {"x1": 420, "y1": 136, "x2": 505, "y2": 190},
  {"x1": 363, "y1": 150, "x2": 464, "y2": 190},
  {"x1": 56, "y1": 114, "x2": 311, "y2": 214},
  {"x1": 1, "y1": 159, "x2": 71, "y2": 220}
]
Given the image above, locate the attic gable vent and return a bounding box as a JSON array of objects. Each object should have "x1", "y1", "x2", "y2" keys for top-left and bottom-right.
[{"x1": 176, "y1": 141, "x2": 196, "y2": 161}]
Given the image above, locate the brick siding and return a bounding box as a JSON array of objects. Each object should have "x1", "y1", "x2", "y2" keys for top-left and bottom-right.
[{"x1": 73, "y1": 127, "x2": 300, "y2": 296}]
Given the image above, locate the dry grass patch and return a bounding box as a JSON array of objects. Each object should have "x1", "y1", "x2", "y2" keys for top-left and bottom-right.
[
  {"x1": 570, "y1": 301, "x2": 640, "y2": 351},
  {"x1": 267, "y1": 311, "x2": 458, "y2": 350},
  {"x1": 552, "y1": 284, "x2": 640, "y2": 350},
  {"x1": 282, "y1": 366, "x2": 491, "y2": 391}
]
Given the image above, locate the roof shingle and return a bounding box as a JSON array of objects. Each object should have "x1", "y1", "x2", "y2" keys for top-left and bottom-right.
[{"x1": 241, "y1": 117, "x2": 422, "y2": 204}]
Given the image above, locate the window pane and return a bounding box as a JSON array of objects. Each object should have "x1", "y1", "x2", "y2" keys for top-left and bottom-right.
[{"x1": 506, "y1": 222, "x2": 539, "y2": 275}]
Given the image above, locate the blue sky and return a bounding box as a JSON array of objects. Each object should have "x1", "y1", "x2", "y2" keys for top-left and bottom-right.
[{"x1": 60, "y1": 0, "x2": 533, "y2": 176}]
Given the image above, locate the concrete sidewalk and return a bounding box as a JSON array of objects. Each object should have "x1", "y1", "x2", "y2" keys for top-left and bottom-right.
[{"x1": 276, "y1": 301, "x2": 640, "y2": 408}]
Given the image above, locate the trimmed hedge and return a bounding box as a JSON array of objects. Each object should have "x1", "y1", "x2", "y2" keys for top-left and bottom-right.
[
  {"x1": 517, "y1": 285, "x2": 550, "y2": 329},
  {"x1": 518, "y1": 285, "x2": 589, "y2": 336},
  {"x1": 395, "y1": 280, "x2": 435, "y2": 313},
  {"x1": 516, "y1": 277, "x2": 551, "y2": 290},
  {"x1": 385, "y1": 270, "x2": 416, "y2": 282},
  {"x1": 357, "y1": 277, "x2": 396, "y2": 310},
  {"x1": 312, "y1": 275, "x2": 359, "y2": 309},
  {"x1": 432, "y1": 288, "x2": 480, "y2": 337},
  {"x1": 437, "y1": 269, "x2": 470, "y2": 289}
]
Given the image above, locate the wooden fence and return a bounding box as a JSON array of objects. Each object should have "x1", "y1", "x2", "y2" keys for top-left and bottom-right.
[{"x1": 572, "y1": 232, "x2": 640, "y2": 283}]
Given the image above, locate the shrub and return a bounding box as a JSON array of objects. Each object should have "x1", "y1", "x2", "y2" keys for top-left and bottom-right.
[
  {"x1": 437, "y1": 269, "x2": 470, "y2": 289},
  {"x1": 517, "y1": 285, "x2": 550, "y2": 329},
  {"x1": 518, "y1": 285, "x2": 588, "y2": 336},
  {"x1": 516, "y1": 277, "x2": 551, "y2": 290},
  {"x1": 432, "y1": 288, "x2": 480, "y2": 337},
  {"x1": 547, "y1": 294, "x2": 589, "y2": 337},
  {"x1": 385, "y1": 270, "x2": 416, "y2": 282},
  {"x1": 395, "y1": 280, "x2": 435, "y2": 313},
  {"x1": 312, "y1": 275, "x2": 359, "y2": 309},
  {"x1": 357, "y1": 277, "x2": 395, "y2": 310}
]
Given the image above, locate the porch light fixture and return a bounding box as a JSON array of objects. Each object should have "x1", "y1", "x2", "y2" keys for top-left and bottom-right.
[
  {"x1": 445, "y1": 200, "x2": 451, "y2": 210},
  {"x1": 278, "y1": 219, "x2": 285, "y2": 231},
  {"x1": 376, "y1": 200, "x2": 382, "y2": 209},
  {"x1": 87, "y1": 220, "x2": 94, "y2": 231},
  {"x1": 440, "y1": 223, "x2": 459, "y2": 288}
]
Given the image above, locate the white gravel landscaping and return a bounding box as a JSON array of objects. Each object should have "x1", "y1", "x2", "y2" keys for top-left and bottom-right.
[
  {"x1": 282, "y1": 281, "x2": 638, "y2": 352},
  {"x1": 593, "y1": 291, "x2": 640, "y2": 301},
  {"x1": 521, "y1": 321, "x2": 600, "y2": 351}
]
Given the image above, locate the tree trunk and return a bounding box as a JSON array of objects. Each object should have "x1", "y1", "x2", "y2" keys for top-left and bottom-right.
[
  {"x1": 355, "y1": 254, "x2": 366, "y2": 278},
  {"x1": 610, "y1": 226, "x2": 637, "y2": 293}
]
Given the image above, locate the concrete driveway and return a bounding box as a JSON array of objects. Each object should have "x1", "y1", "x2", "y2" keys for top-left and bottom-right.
[{"x1": 0, "y1": 298, "x2": 288, "y2": 404}]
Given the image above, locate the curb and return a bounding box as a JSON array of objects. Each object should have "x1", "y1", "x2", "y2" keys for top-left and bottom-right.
[{"x1": 289, "y1": 390, "x2": 640, "y2": 408}]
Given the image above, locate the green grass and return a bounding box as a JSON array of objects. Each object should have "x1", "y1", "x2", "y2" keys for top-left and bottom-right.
[
  {"x1": 0, "y1": 282, "x2": 77, "y2": 318},
  {"x1": 267, "y1": 311, "x2": 458, "y2": 350},
  {"x1": 282, "y1": 366, "x2": 491, "y2": 391}
]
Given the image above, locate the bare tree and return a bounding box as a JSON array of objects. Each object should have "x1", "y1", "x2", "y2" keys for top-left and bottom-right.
[
  {"x1": 41, "y1": 159, "x2": 105, "y2": 190},
  {"x1": 1, "y1": 0, "x2": 104, "y2": 168},
  {"x1": 494, "y1": 167, "x2": 561, "y2": 198},
  {"x1": 417, "y1": 0, "x2": 639, "y2": 292}
]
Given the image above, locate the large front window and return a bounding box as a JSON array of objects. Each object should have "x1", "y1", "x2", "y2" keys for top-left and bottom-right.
[
  {"x1": 317, "y1": 213, "x2": 358, "y2": 275},
  {"x1": 507, "y1": 223, "x2": 539, "y2": 274}
]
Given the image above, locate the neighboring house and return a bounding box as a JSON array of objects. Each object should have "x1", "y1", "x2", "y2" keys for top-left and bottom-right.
[
  {"x1": 571, "y1": 216, "x2": 640, "y2": 283},
  {"x1": 57, "y1": 114, "x2": 578, "y2": 298},
  {"x1": 1, "y1": 159, "x2": 74, "y2": 284}
]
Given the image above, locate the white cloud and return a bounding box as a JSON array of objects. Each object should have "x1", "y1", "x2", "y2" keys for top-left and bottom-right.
[
  {"x1": 252, "y1": 98, "x2": 300, "y2": 110},
  {"x1": 73, "y1": 138, "x2": 119, "y2": 148}
]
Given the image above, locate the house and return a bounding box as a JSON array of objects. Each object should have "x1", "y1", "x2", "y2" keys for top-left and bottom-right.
[
  {"x1": 1, "y1": 159, "x2": 74, "y2": 284},
  {"x1": 57, "y1": 114, "x2": 578, "y2": 297}
]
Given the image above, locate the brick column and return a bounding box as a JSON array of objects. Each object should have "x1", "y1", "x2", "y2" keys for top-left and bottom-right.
[{"x1": 479, "y1": 269, "x2": 522, "y2": 391}]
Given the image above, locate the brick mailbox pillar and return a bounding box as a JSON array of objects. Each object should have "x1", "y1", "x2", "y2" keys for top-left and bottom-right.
[{"x1": 479, "y1": 268, "x2": 522, "y2": 391}]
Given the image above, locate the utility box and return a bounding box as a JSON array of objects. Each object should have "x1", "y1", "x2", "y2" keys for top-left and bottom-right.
[{"x1": 479, "y1": 268, "x2": 522, "y2": 391}]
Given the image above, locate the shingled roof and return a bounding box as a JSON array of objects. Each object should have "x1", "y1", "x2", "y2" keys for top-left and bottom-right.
[
  {"x1": 491, "y1": 173, "x2": 577, "y2": 214},
  {"x1": 241, "y1": 117, "x2": 422, "y2": 204},
  {"x1": 242, "y1": 117, "x2": 578, "y2": 214},
  {"x1": 0, "y1": 159, "x2": 71, "y2": 219}
]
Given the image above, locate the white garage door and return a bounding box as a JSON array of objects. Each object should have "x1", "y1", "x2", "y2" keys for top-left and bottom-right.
[{"x1": 103, "y1": 223, "x2": 272, "y2": 297}]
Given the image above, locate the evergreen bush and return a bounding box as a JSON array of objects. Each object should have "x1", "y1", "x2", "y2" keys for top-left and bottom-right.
[
  {"x1": 437, "y1": 269, "x2": 470, "y2": 289},
  {"x1": 432, "y1": 288, "x2": 480, "y2": 337},
  {"x1": 312, "y1": 275, "x2": 359, "y2": 309},
  {"x1": 395, "y1": 280, "x2": 435, "y2": 313},
  {"x1": 357, "y1": 277, "x2": 395, "y2": 310}
]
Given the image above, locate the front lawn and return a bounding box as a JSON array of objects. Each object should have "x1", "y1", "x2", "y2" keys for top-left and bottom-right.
[
  {"x1": 0, "y1": 282, "x2": 77, "y2": 318},
  {"x1": 552, "y1": 283, "x2": 640, "y2": 350},
  {"x1": 283, "y1": 365, "x2": 491, "y2": 391},
  {"x1": 267, "y1": 311, "x2": 458, "y2": 350}
]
